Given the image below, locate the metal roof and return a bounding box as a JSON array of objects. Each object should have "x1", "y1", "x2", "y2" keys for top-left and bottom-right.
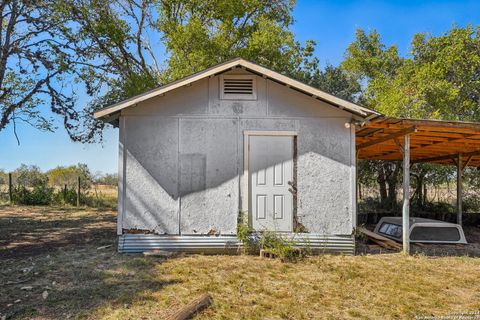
[{"x1": 93, "y1": 58, "x2": 379, "y2": 120}]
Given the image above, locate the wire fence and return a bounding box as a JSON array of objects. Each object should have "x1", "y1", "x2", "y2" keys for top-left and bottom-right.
[{"x1": 0, "y1": 173, "x2": 117, "y2": 209}]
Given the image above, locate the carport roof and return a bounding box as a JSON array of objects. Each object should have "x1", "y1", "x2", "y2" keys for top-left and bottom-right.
[{"x1": 357, "y1": 117, "x2": 480, "y2": 167}]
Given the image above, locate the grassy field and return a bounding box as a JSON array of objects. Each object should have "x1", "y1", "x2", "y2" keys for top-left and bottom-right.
[{"x1": 1, "y1": 206, "x2": 479, "y2": 319}]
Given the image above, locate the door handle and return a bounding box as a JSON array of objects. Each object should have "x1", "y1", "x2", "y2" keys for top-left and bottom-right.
[{"x1": 288, "y1": 181, "x2": 297, "y2": 195}]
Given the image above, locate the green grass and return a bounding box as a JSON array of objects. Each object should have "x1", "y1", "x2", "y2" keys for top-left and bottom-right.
[{"x1": 1, "y1": 206, "x2": 479, "y2": 319}]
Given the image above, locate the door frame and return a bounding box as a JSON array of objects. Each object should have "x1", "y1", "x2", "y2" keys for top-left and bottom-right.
[{"x1": 242, "y1": 130, "x2": 298, "y2": 229}]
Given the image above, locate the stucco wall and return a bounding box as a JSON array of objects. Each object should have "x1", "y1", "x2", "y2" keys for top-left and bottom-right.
[{"x1": 119, "y1": 70, "x2": 355, "y2": 236}]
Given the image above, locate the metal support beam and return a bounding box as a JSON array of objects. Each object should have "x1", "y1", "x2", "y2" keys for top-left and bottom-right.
[
  {"x1": 356, "y1": 126, "x2": 416, "y2": 150},
  {"x1": 402, "y1": 134, "x2": 410, "y2": 255},
  {"x1": 457, "y1": 154, "x2": 463, "y2": 226}
]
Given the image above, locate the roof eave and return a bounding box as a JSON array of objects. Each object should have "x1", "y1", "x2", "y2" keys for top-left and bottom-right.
[{"x1": 94, "y1": 58, "x2": 378, "y2": 120}]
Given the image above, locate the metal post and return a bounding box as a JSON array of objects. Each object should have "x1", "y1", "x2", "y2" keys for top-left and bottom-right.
[
  {"x1": 457, "y1": 154, "x2": 462, "y2": 226},
  {"x1": 402, "y1": 135, "x2": 410, "y2": 255},
  {"x1": 8, "y1": 173, "x2": 12, "y2": 204},
  {"x1": 355, "y1": 149, "x2": 359, "y2": 226},
  {"x1": 64, "y1": 184, "x2": 67, "y2": 203},
  {"x1": 77, "y1": 177, "x2": 81, "y2": 207}
]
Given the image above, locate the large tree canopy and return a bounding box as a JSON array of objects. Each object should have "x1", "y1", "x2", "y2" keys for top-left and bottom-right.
[
  {"x1": 0, "y1": 0, "x2": 321, "y2": 143},
  {"x1": 0, "y1": 1, "x2": 76, "y2": 143},
  {"x1": 3, "y1": 0, "x2": 479, "y2": 146},
  {"x1": 157, "y1": 0, "x2": 318, "y2": 82},
  {"x1": 343, "y1": 25, "x2": 480, "y2": 121},
  {"x1": 344, "y1": 26, "x2": 480, "y2": 211}
]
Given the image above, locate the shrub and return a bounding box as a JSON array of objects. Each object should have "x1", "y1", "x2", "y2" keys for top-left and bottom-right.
[
  {"x1": 237, "y1": 212, "x2": 259, "y2": 254},
  {"x1": 463, "y1": 194, "x2": 480, "y2": 213},
  {"x1": 9, "y1": 184, "x2": 117, "y2": 209},
  {"x1": 50, "y1": 187, "x2": 117, "y2": 209},
  {"x1": 259, "y1": 231, "x2": 304, "y2": 262},
  {"x1": 52, "y1": 187, "x2": 79, "y2": 205},
  {"x1": 237, "y1": 212, "x2": 306, "y2": 262},
  {"x1": 11, "y1": 185, "x2": 53, "y2": 205},
  {"x1": 421, "y1": 201, "x2": 454, "y2": 214}
]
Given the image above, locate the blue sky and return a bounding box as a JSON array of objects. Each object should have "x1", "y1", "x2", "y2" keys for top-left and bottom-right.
[{"x1": 1, "y1": 0, "x2": 479, "y2": 174}]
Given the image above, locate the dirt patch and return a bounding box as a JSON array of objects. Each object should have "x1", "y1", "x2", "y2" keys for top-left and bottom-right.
[{"x1": 0, "y1": 205, "x2": 116, "y2": 259}]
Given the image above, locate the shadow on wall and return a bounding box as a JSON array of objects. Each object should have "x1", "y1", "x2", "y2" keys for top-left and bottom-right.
[{"x1": 122, "y1": 119, "x2": 354, "y2": 235}]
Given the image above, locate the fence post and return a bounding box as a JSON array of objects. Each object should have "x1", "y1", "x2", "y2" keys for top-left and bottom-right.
[
  {"x1": 77, "y1": 177, "x2": 81, "y2": 207},
  {"x1": 8, "y1": 173, "x2": 12, "y2": 204},
  {"x1": 64, "y1": 184, "x2": 67, "y2": 203}
]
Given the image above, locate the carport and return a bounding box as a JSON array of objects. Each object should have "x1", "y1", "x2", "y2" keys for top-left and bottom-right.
[{"x1": 356, "y1": 117, "x2": 480, "y2": 254}]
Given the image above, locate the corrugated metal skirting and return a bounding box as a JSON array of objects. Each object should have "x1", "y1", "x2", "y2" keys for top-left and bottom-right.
[{"x1": 118, "y1": 234, "x2": 355, "y2": 255}]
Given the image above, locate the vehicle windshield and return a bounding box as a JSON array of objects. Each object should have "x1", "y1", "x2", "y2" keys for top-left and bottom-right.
[{"x1": 378, "y1": 222, "x2": 402, "y2": 239}]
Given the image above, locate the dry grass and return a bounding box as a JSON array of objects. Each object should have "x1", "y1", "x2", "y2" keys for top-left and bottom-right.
[
  {"x1": 89, "y1": 185, "x2": 117, "y2": 197},
  {"x1": 1, "y1": 206, "x2": 479, "y2": 319}
]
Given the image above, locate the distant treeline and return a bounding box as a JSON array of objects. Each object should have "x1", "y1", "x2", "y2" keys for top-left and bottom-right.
[
  {"x1": 0, "y1": 164, "x2": 117, "y2": 189},
  {"x1": 0, "y1": 164, "x2": 117, "y2": 208}
]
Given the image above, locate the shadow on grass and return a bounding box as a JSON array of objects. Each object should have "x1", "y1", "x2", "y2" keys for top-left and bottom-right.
[
  {"x1": 0, "y1": 206, "x2": 116, "y2": 259},
  {"x1": 3, "y1": 254, "x2": 181, "y2": 319},
  {"x1": 0, "y1": 206, "x2": 181, "y2": 319}
]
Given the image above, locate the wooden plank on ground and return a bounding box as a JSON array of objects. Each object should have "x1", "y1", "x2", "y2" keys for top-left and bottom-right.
[
  {"x1": 370, "y1": 238, "x2": 392, "y2": 249},
  {"x1": 357, "y1": 227, "x2": 402, "y2": 250},
  {"x1": 167, "y1": 294, "x2": 212, "y2": 320}
]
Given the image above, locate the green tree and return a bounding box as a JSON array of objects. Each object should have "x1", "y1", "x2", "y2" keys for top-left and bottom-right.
[
  {"x1": 54, "y1": 0, "x2": 161, "y2": 143},
  {"x1": 0, "y1": 169, "x2": 6, "y2": 185},
  {"x1": 0, "y1": 1, "x2": 77, "y2": 143},
  {"x1": 58, "y1": 0, "x2": 319, "y2": 142},
  {"x1": 344, "y1": 26, "x2": 480, "y2": 211},
  {"x1": 357, "y1": 160, "x2": 401, "y2": 211},
  {"x1": 305, "y1": 64, "x2": 360, "y2": 102},
  {"x1": 4, "y1": 0, "x2": 349, "y2": 143},
  {"x1": 47, "y1": 164, "x2": 93, "y2": 189},
  {"x1": 343, "y1": 25, "x2": 480, "y2": 120},
  {"x1": 157, "y1": 0, "x2": 318, "y2": 82},
  {"x1": 13, "y1": 164, "x2": 48, "y2": 188},
  {"x1": 94, "y1": 173, "x2": 118, "y2": 186}
]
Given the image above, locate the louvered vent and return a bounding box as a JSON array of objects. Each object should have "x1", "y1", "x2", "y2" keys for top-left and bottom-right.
[
  {"x1": 220, "y1": 75, "x2": 257, "y2": 100},
  {"x1": 224, "y1": 78, "x2": 253, "y2": 95}
]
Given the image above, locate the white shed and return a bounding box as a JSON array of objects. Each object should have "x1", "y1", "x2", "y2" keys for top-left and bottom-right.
[{"x1": 94, "y1": 58, "x2": 378, "y2": 254}]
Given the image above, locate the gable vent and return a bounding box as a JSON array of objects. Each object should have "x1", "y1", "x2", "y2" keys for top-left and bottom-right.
[
  {"x1": 224, "y1": 78, "x2": 253, "y2": 95},
  {"x1": 220, "y1": 75, "x2": 257, "y2": 100}
]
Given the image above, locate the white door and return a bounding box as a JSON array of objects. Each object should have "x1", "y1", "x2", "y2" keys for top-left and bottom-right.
[{"x1": 249, "y1": 135, "x2": 294, "y2": 232}]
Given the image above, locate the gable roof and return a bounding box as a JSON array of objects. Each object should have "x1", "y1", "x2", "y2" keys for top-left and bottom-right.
[{"x1": 94, "y1": 58, "x2": 379, "y2": 120}]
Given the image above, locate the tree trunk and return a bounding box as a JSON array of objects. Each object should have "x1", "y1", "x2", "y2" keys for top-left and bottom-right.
[
  {"x1": 417, "y1": 177, "x2": 424, "y2": 208},
  {"x1": 377, "y1": 167, "x2": 388, "y2": 207},
  {"x1": 386, "y1": 162, "x2": 401, "y2": 211},
  {"x1": 413, "y1": 175, "x2": 424, "y2": 208},
  {"x1": 423, "y1": 183, "x2": 427, "y2": 206}
]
